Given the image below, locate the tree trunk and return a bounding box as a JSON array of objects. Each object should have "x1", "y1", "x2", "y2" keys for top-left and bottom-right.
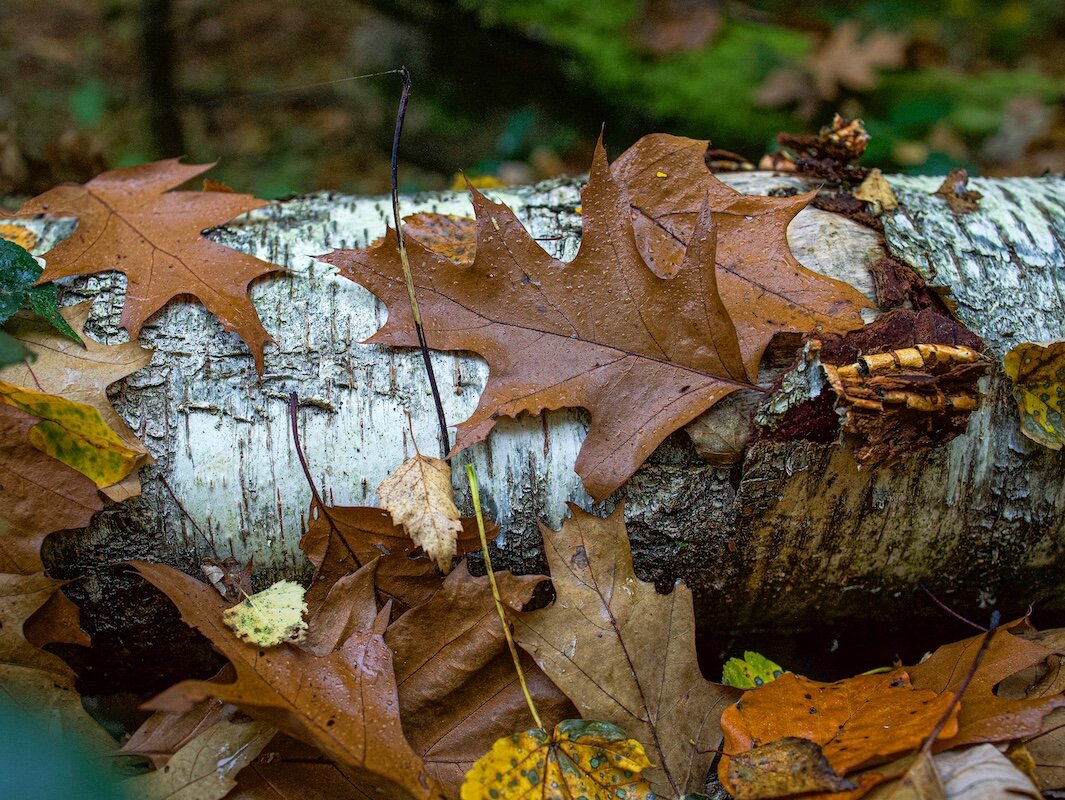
[{"x1": 18, "y1": 170, "x2": 1065, "y2": 692}]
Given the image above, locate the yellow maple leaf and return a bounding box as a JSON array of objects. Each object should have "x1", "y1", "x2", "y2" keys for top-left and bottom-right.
[
  {"x1": 222, "y1": 580, "x2": 307, "y2": 647},
  {"x1": 0, "y1": 379, "x2": 141, "y2": 487},
  {"x1": 462, "y1": 720, "x2": 656, "y2": 800},
  {"x1": 1004, "y1": 342, "x2": 1065, "y2": 450}
]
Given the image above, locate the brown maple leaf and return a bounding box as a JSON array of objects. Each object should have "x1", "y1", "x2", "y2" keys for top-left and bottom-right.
[
  {"x1": 134, "y1": 561, "x2": 444, "y2": 800},
  {"x1": 0, "y1": 403, "x2": 102, "y2": 574},
  {"x1": 908, "y1": 621, "x2": 1065, "y2": 748},
  {"x1": 511, "y1": 503, "x2": 739, "y2": 797},
  {"x1": 385, "y1": 562, "x2": 576, "y2": 794},
  {"x1": 14, "y1": 160, "x2": 282, "y2": 372},
  {"x1": 325, "y1": 139, "x2": 762, "y2": 500}
]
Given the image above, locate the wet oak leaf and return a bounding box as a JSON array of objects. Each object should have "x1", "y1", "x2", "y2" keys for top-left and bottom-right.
[
  {"x1": 14, "y1": 159, "x2": 282, "y2": 372},
  {"x1": 325, "y1": 138, "x2": 759, "y2": 500},
  {"x1": 719, "y1": 670, "x2": 958, "y2": 791},
  {"x1": 512, "y1": 503, "x2": 739, "y2": 797},
  {"x1": 908, "y1": 622, "x2": 1065, "y2": 748},
  {"x1": 0, "y1": 403, "x2": 101, "y2": 574},
  {"x1": 121, "y1": 718, "x2": 275, "y2": 800},
  {"x1": 461, "y1": 719, "x2": 655, "y2": 800},
  {"x1": 0, "y1": 380, "x2": 142, "y2": 488},
  {"x1": 377, "y1": 454, "x2": 463, "y2": 572},
  {"x1": 385, "y1": 562, "x2": 575, "y2": 793},
  {"x1": 1004, "y1": 341, "x2": 1065, "y2": 451},
  {"x1": 608, "y1": 133, "x2": 871, "y2": 380},
  {"x1": 134, "y1": 561, "x2": 444, "y2": 800}
]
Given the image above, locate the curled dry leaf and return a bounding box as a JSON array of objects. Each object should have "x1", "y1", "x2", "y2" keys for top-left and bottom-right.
[
  {"x1": 0, "y1": 380, "x2": 143, "y2": 488},
  {"x1": 854, "y1": 169, "x2": 899, "y2": 214},
  {"x1": 1003, "y1": 341, "x2": 1065, "y2": 451},
  {"x1": 377, "y1": 454, "x2": 463, "y2": 572},
  {"x1": 512, "y1": 503, "x2": 739, "y2": 797},
  {"x1": 934, "y1": 169, "x2": 982, "y2": 214},
  {"x1": 385, "y1": 562, "x2": 575, "y2": 793},
  {"x1": 300, "y1": 503, "x2": 479, "y2": 613},
  {"x1": 869, "y1": 745, "x2": 1041, "y2": 800},
  {"x1": 908, "y1": 621, "x2": 1065, "y2": 748},
  {"x1": 726, "y1": 737, "x2": 856, "y2": 800},
  {"x1": 14, "y1": 159, "x2": 283, "y2": 372},
  {"x1": 719, "y1": 670, "x2": 959, "y2": 794},
  {"x1": 0, "y1": 403, "x2": 101, "y2": 574},
  {"x1": 133, "y1": 561, "x2": 444, "y2": 800},
  {"x1": 121, "y1": 718, "x2": 275, "y2": 800},
  {"x1": 325, "y1": 134, "x2": 868, "y2": 500},
  {"x1": 462, "y1": 719, "x2": 655, "y2": 800}
]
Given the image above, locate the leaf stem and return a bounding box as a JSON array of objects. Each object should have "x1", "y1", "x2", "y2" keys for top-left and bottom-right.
[
  {"x1": 465, "y1": 463, "x2": 543, "y2": 731},
  {"x1": 389, "y1": 66, "x2": 451, "y2": 461}
]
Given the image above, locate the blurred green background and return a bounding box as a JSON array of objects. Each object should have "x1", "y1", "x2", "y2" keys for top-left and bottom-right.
[{"x1": 1, "y1": 0, "x2": 1063, "y2": 199}]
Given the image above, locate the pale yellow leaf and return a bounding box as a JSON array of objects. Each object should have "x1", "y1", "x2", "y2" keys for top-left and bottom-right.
[
  {"x1": 222, "y1": 580, "x2": 307, "y2": 647},
  {"x1": 377, "y1": 454, "x2": 462, "y2": 572}
]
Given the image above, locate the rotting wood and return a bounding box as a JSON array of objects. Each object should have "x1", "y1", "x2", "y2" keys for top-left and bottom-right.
[{"x1": 8, "y1": 169, "x2": 1063, "y2": 690}]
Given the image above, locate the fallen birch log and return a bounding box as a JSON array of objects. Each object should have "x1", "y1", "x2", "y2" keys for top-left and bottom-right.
[{"x1": 17, "y1": 169, "x2": 1065, "y2": 689}]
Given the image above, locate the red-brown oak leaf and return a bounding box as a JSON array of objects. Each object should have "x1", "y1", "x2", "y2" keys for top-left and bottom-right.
[
  {"x1": 14, "y1": 160, "x2": 282, "y2": 372},
  {"x1": 908, "y1": 620, "x2": 1065, "y2": 748},
  {"x1": 133, "y1": 561, "x2": 444, "y2": 800},
  {"x1": 609, "y1": 133, "x2": 870, "y2": 378},
  {"x1": 0, "y1": 403, "x2": 101, "y2": 574},
  {"x1": 324, "y1": 139, "x2": 754, "y2": 500}
]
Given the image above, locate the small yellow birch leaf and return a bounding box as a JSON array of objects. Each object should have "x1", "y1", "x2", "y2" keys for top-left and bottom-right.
[
  {"x1": 221, "y1": 580, "x2": 308, "y2": 647},
  {"x1": 462, "y1": 719, "x2": 656, "y2": 800},
  {"x1": 1004, "y1": 342, "x2": 1065, "y2": 450},
  {"x1": 854, "y1": 168, "x2": 899, "y2": 213},
  {"x1": 0, "y1": 223, "x2": 37, "y2": 251},
  {"x1": 0, "y1": 379, "x2": 140, "y2": 488},
  {"x1": 378, "y1": 454, "x2": 462, "y2": 572}
]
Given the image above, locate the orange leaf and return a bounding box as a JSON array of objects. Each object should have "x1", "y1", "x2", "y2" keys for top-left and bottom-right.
[{"x1": 719, "y1": 670, "x2": 958, "y2": 793}]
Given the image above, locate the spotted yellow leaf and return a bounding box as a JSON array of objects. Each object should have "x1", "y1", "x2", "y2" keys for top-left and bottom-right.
[
  {"x1": 0, "y1": 223, "x2": 37, "y2": 251},
  {"x1": 1004, "y1": 342, "x2": 1065, "y2": 450},
  {"x1": 0, "y1": 380, "x2": 141, "y2": 487},
  {"x1": 723, "y1": 651, "x2": 785, "y2": 689},
  {"x1": 462, "y1": 719, "x2": 655, "y2": 800},
  {"x1": 222, "y1": 580, "x2": 308, "y2": 647}
]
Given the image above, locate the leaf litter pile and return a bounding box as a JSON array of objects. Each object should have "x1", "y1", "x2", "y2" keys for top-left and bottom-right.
[{"x1": 0, "y1": 109, "x2": 1063, "y2": 800}]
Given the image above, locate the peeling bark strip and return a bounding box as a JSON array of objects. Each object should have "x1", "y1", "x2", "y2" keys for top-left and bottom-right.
[{"x1": 12, "y1": 170, "x2": 1065, "y2": 688}]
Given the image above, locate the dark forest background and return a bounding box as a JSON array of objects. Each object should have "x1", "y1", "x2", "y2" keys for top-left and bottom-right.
[{"x1": 2, "y1": 0, "x2": 1063, "y2": 199}]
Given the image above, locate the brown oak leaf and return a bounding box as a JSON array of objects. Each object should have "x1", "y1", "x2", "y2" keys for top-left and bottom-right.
[
  {"x1": 14, "y1": 160, "x2": 282, "y2": 372},
  {"x1": 134, "y1": 560, "x2": 445, "y2": 800},
  {"x1": 0, "y1": 403, "x2": 101, "y2": 574},
  {"x1": 385, "y1": 562, "x2": 576, "y2": 794},
  {"x1": 326, "y1": 138, "x2": 782, "y2": 499},
  {"x1": 511, "y1": 503, "x2": 739, "y2": 797},
  {"x1": 908, "y1": 621, "x2": 1065, "y2": 748}
]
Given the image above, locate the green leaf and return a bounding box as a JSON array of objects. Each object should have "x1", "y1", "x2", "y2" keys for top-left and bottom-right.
[
  {"x1": 723, "y1": 651, "x2": 785, "y2": 689},
  {"x1": 0, "y1": 330, "x2": 32, "y2": 367},
  {"x1": 0, "y1": 240, "x2": 83, "y2": 345}
]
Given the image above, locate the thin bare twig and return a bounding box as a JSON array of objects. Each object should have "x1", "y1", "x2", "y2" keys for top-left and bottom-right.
[
  {"x1": 158, "y1": 473, "x2": 219, "y2": 559},
  {"x1": 389, "y1": 66, "x2": 451, "y2": 460},
  {"x1": 920, "y1": 583, "x2": 988, "y2": 632},
  {"x1": 288, "y1": 392, "x2": 361, "y2": 569}
]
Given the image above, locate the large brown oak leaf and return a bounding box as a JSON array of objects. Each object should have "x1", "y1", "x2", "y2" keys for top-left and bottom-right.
[
  {"x1": 325, "y1": 136, "x2": 868, "y2": 499},
  {"x1": 134, "y1": 561, "x2": 444, "y2": 800},
  {"x1": 14, "y1": 160, "x2": 281, "y2": 372},
  {"x1": 511, "y1": 503, "x2": 739, "y2": 797}
]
